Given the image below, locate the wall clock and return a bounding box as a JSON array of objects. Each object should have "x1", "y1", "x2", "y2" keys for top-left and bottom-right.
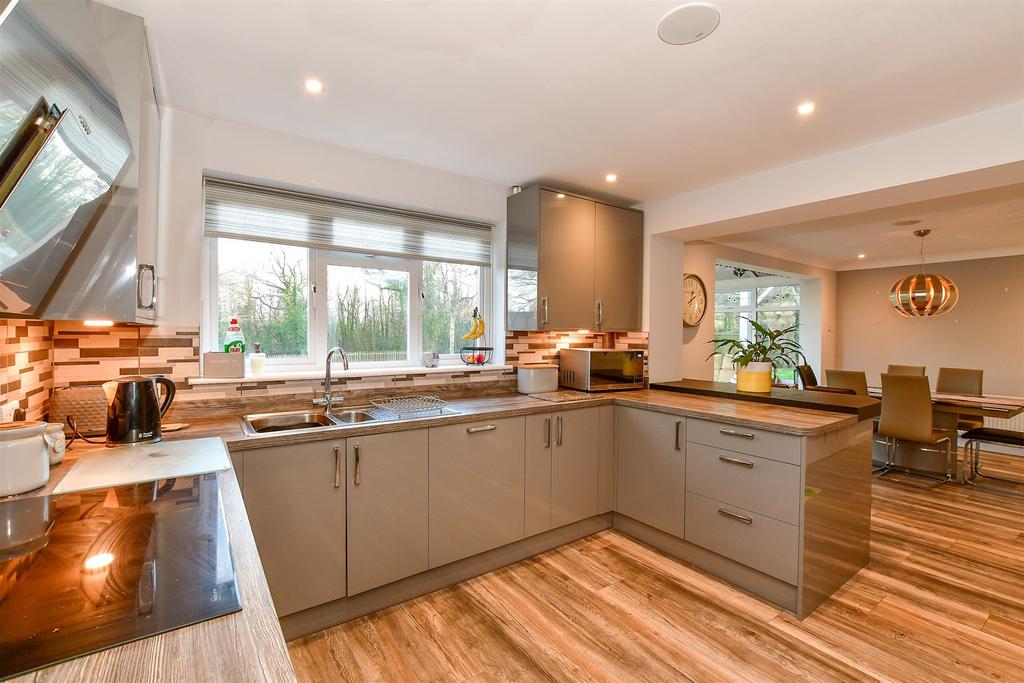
[{"x1": 683, "y1": 273, "x2": 707, "y2": 327}]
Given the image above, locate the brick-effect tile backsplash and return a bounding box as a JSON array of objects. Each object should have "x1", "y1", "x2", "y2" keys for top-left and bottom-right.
[
  {"x1": 0, "y1": 320, "x2": 54, "y2": 421},
  {"x1": 505, "y1": 330, "x2": 648, "y2": 366}
]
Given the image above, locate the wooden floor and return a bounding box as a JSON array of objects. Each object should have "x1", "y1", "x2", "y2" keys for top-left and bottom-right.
[{"x1": 289, "y1": 452, "x2": 1024, "y2": 682}]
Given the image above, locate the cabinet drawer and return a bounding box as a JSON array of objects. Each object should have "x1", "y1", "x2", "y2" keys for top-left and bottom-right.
[
  {"x1": 687, "y1": 418, "x2": 800, "y2": 465},
  {"x1": 685, "y1": 442, "x2": 801, "y2": 525},
  {"x1": 684, "y1": 492, "x2": 799, "y2": 585}
]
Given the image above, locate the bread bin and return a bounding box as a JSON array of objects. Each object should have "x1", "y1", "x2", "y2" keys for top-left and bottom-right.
[
  {"x1": 517, "y1": 363, "x2": 558, "y2": 394},
  {"x1": 0, "y1": 422, "x2": 49, "y2": 497}
]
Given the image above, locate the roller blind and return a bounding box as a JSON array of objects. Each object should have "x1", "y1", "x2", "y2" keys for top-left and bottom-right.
[{"x1": 203, "y1": 177, "x2": 493, "y2": 266}]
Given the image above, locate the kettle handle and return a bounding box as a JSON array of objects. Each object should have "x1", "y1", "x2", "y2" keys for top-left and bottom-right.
[{"x1": 155, "y1": 377, "x2": 176, "y2": 417}]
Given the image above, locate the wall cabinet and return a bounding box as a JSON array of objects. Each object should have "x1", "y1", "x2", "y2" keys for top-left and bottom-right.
[
  {"x1": 346, "y1": 430, "x2": 429, "y2": 595},
  {"x1": 616, "y1": 407, "x2": 686, "y2": 538},
  {"x1": 525, "y1": 407, "x2": 602, "y2": 535},
  {"x1": 428, "y1": 417, "x2": 526, "y2": 568},
  {"x1": 241, "y1": 439, "x2": 347, "y2": 616},
  {"x1": 507, "y1": 185, "x2": 643, "y2": 331}
]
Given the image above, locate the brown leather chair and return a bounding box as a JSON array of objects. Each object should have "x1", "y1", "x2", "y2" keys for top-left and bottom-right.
[
  {"x1": 887, "y1": 364, "x2": 926, "y2": 376},
  {"x1": 936, "y1": 367, "x2": 984, "y2": 431},
  {"x1": 876, "y1": 373, "x2": 955, "y2": 487},
  {"x1": 797, "y1": 365, "x2": 855, "y2": 395},
  {"x1": 824, "y1": 369, "x2": 869, "y2": 397}
]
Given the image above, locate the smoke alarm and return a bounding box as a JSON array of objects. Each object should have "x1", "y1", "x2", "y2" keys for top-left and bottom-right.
[{"x1": 658, "y1": 3, "x2": 721, "y2": 45}]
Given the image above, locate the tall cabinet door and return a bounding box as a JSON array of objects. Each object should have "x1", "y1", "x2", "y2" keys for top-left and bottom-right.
[
  {"x1": 538, "y1": 190, "x2": 596, "y2": 329},
  {"x1": 347, "y1": 430, "x2": 429, "y2": 595},
  {"x1": 429, "y1": 417, "x2": 526, "y2": 568},
  {"x1": 616, "y1": 407, "x2": 686, "y2": 538},
  {"x1": 551, "y1": 407, "x2": 600, "y2": 528},
  {"x1": 595, "y1": 203, "x2": 643, "y2": 331},
  {"x1": 242, "y1": 439, "x2": 346, "y2": 616}
]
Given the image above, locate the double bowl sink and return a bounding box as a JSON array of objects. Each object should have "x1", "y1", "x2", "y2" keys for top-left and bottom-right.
[{"x1": 241, "y1": 409, "x2": 379, "y2": 435}]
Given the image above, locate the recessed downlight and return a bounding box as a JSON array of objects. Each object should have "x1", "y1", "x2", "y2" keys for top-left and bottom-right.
[
  {"x1": 797, "y1": 101, "x2": 815, "y2": 116},
  {"x1": 605, "y1": 173, "x2": 618, "y2": 183},
  {"x1": 857, "y1": 254, "x2": 867, "y2": 259},
  {"x1": 304, "y1": 78, "x2": 324, "y2": 94},
  {"x1": 555, "y1": 193, "x2": 566, "y2": 199},
  {"x1": 658, "y1": 3, "x2": 721, "y2": 45}
]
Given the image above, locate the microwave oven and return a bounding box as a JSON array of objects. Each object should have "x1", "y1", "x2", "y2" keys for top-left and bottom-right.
[{"x1": 558, "y1": 348, "x2": 645, "y2": 392}]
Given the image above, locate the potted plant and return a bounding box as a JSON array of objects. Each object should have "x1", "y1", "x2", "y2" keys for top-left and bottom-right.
[{"x1": 707, "y1": 317, "x2": 806, "y2": 393}]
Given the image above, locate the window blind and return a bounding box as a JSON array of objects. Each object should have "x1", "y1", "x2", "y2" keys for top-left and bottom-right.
[{"x1": 203, "y1": 177, "x2": 493, "y2": 266}]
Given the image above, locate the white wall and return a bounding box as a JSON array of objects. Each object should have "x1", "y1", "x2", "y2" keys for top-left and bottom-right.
[{"x1": 155, "y1": 107, "x2": 509, "y2": 348}]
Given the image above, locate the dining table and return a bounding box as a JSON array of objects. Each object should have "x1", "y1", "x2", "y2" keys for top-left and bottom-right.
[{"x1": 866, "y1": 387, "x2": 1024, "y2": 477}]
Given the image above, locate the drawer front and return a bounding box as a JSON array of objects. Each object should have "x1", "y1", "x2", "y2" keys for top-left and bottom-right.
[
  {"x1": 685, "y1": 442, "x2": 801, "y2": 525},
  {"x1": 687, "y1": 418, "x2": 801, "y2": 465},
  {"x1": 684, "y1": 492, "x2": 799, "y2": 585}
]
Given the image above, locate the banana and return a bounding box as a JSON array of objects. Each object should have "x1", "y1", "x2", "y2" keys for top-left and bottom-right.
[
  {"x1": 461, "y1": 317, "x2": 481, "y2": 341},
  {"x1": 471, "y1": 317, "x2": 486, "y2": 340}
]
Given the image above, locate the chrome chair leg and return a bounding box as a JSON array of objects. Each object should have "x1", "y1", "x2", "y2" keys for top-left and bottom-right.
[{"x1": 875, "y1": 436, "x2": 952, "y2": 489}]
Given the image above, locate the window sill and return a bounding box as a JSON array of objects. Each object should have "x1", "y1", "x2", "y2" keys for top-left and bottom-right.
[{"x1": 189, "y1": 364, "x2": 514, "y2": 386}]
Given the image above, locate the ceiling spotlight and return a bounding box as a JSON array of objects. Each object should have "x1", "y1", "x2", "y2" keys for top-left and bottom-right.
[
  {"x1": 555, "y1": 193, "x2": 566, "y2": 199},
  {"x1": 605, "y1": 173, "x2": 618, "y2": 183},
  {"x1": 658, "y1": 3, "x2": 721, "y2": 45},
  {"x1": 797, "y1": 101, "x2": 815, "y2": 116},
  {"x1": 857, "y1": 254, "x2": 866, "y2": 259},
  {"x1": 304, "y1": 78, "x2": 324, "y2": 94}
]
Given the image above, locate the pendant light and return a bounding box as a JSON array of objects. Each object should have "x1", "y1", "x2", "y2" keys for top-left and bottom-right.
[{"x1": 888, "y1": 229, "x2": 958, "y2": 318}]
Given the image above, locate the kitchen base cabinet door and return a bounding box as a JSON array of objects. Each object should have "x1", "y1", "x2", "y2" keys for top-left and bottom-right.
[
  {"x1": 242, "y1": 440, "x2": 346, "y2": 616},
  {"x1": 525, "y1": 413, "x2": 553, "y2": 537},
  {"x1": 347, "y1": 430, "x2": 429, "y2": 596},
  {"x1": 429, "y1": 417, "x2": 526, "y2": 568},
  {"x1": 551, "y1": 408, "x2": 600, "y2": 529},
  {"x1": 616, "y1": 407, "x2": 686, "y2": 538}
]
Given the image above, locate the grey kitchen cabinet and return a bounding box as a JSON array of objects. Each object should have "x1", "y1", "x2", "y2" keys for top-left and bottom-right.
[
  {"x1": 594, "y1": 203, "x2": 643, "y2": 331},
  {"x1": 616, "y1": 407, "x2": 686, "y2": 538},
  {"x1": 506, "y1": 185, "x2": 643, "y2": 331},
  {"x1": 428, "y1": 417, "x2": 526, "y2": 568},
  {"x1": 346, "y1": 430, "x2": 429, "y2": 596},
  {"x1": 241, "y1": 439, "x2": 346, "y2": 616},
  {"x1": 551, "y1": 408, "x2": 600, "y2": 528},
  {"x1": 525, "y1": 408, "x2": 602, "y2": 535}
]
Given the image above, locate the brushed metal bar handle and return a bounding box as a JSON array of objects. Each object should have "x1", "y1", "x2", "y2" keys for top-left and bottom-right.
[
  {"x1": 544, "y1": 417, "x2": 551, "y2": 448},
  {"x1": 675, "y1": 420, "x2": 682, "y2": 451},
  {"x1": 719, "y1": 454, "x2": 754, "y2": 468},
  {"x1": 720, "y1": 428, "x2": 755, "y2": 440},
  {"x1": 595, "y1": 300, "x2": 603, "y2": 328},
  {"x1": 137, "y1": 264, "x2": 156, "y2": 310},
  {"x1": 541, "y1": 297, "x2": 549, "y2": 326},
  {"x1": 467, "y1": 425, "x2": 497, "y2": 434},
  {"x1": 718, "y1": 508, "x2": 753, "y2": 525},
  {"x1": 556, "y1": 415, "x2": 563, "y2": 446},
  {"x1": 353, "y1": 444, "x2": 361, "y2": 486},
  {"x1": 334, "y1": 446, "x2": 342, "y2": 488}
]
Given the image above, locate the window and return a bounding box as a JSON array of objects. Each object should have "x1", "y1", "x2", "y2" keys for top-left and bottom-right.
[
  {"x1": 714, "y1": 279, "x2": 801, "y2": 381},
  {"x1": 203, "y1": 178, "x2": 492, "y2": 370}
]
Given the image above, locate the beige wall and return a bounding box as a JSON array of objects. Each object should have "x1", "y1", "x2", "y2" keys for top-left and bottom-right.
[
  {"x1": 682, "y1": 242, "x2": 837, "y2": 381},
  {"x1": 835, "y1": 255, "x2": 1024, "y2": 396}
]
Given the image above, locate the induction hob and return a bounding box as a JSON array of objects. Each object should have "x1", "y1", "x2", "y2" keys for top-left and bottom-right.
[{"x1": 0, "y1": 473, "x2": 241, "y2": 679}]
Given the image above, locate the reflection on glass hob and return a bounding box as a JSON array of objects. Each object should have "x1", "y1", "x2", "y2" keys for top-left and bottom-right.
[{"x1": 0, "y1": 473, "x2": 241, "y2": 679}]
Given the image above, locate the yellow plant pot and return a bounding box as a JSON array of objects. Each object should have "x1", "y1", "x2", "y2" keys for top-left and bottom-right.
[{"x1": 736, "y1": 363, "x2": 773, "y2": 393}]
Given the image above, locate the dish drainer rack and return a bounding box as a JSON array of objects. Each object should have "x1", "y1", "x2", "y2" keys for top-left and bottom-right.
[{"x1": 368, "y1": 395, "x2": 451, "y2": 419}]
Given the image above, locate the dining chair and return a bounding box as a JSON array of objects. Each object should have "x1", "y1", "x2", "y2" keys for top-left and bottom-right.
[
  {"x1": 825, "y1": 369, "x2": 869, "y2": 397},
  {"x1": 875, "y1": 373, "x2": 955, "y2": 488},
  {"x1": 797, "y1": 365, "x2": 855, "y2": 395},
  {"x1": 887, "y1": 364, "x2": 926, "y2": 376},
  {"x1": 962, "y1": 426, "x2": 1024, "y2": 494},
  {"x1": 936, "y1": 367, "x2": 984, "y2": 431}
]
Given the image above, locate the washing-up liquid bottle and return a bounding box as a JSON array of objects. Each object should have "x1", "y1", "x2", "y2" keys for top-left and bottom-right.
[{"x1": 224, "y1": 318, "x2": 246, "y2": 353}]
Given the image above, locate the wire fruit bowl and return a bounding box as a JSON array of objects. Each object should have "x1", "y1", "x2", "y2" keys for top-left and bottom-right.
[{"x1": 460, "y1": 347, "x2": 493, "y2": 366}]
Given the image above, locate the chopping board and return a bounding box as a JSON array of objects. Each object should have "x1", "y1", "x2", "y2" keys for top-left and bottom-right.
[{"x1": 54, "y1": 437, "x2": 232, "y2": 494}]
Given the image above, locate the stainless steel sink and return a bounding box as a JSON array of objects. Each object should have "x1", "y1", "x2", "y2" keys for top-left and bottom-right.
[{"x1": 240, "y1": 409, "x2": 378, "y2": 435}]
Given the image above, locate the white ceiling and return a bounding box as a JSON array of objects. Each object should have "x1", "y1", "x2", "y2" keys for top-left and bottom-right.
[
  {"x1": 106, "y1": 0, "x2": 1024, "y2": 203},
  {"x1": 709, "y1": 184, "x2": 1024, "y2": 270}
]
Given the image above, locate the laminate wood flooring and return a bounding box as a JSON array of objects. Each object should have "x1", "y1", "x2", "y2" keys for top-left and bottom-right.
[{"x1": 288, "y1": 452, "x2": 1024, "y2": 682}]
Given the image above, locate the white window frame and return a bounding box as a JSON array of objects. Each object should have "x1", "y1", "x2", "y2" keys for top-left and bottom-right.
[
  {"x1": 714, "y1": 276, "x2": 801, "y2": 342},
  {"x1": 202, "y1": 237, "x2": 490, "y2": 373}
]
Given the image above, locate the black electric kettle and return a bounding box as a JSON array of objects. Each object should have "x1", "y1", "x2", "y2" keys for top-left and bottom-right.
[{"x1": 101, "y1": 375, "x2": 176, "y2": 445}]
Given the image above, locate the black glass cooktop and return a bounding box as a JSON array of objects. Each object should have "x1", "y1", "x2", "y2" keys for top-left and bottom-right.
[{"x1": 0, "y1": 474, "x2": 241, "y2": 680}]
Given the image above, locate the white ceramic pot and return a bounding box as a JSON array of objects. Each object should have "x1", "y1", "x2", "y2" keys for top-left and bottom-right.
[
  {"x1": 517, "y1": 364, "x2": 559, "y2": 394},
  {"x1": 0, "y1": 421, "x2": 49, "y2": 497}
]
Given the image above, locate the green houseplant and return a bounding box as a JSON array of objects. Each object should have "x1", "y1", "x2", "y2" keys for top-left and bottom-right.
[{"x1": 708, "y1": 317, "x2": 806, "y2": 392}]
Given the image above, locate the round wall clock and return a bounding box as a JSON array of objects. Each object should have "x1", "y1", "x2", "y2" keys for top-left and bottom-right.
[{"x1": 683, "y1": 273, "x2": 707, "y2": 327}]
